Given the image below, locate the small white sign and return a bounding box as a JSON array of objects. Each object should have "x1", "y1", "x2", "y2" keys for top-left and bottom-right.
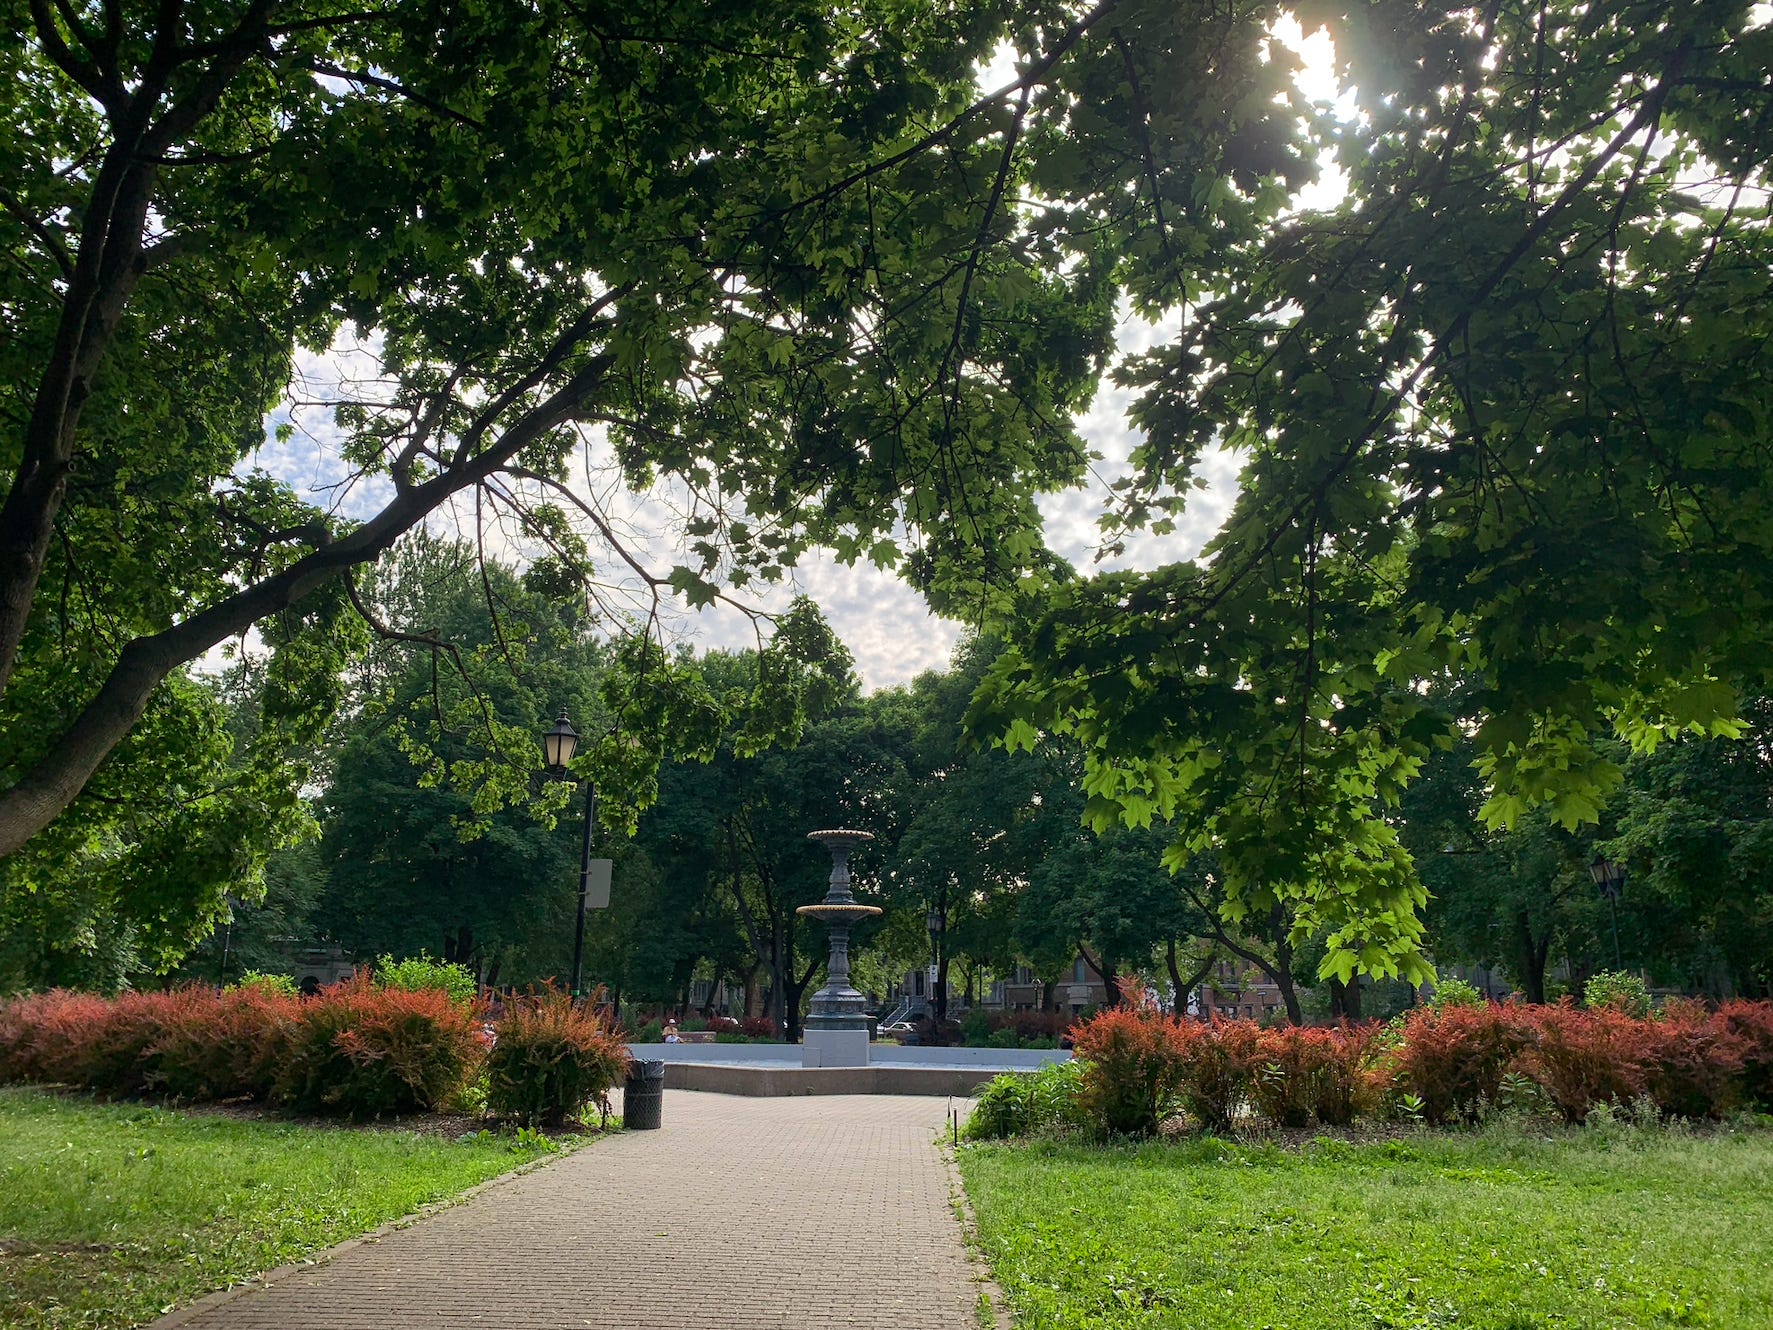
[{"x1": 585, "y1": 858, "x2": 613, "y2": 909}]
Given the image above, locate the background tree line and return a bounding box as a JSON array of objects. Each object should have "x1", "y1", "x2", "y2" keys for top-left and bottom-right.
[{"x1": 10, "y1": 537, "x2": 1760, "y2": 1019}]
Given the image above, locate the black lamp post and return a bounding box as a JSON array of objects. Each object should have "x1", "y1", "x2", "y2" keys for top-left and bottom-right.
[
  {"x1": 925, "y1": 900, "x2": 946, "y2": 1022},
  {"x1": 542, "y1": 709, "x2": 595, "y2": 998},
  {"x1": 1588, "y1": 853, "x2": 1627, "y2": 969}
]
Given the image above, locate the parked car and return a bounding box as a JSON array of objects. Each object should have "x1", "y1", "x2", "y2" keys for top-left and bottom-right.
[{"x1": 877, "y1": 1021, "x2": 918, "y2": 1042}]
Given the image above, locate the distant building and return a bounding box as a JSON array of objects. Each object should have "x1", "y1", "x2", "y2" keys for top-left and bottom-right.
[
  {"x1": 1193, "y1": 957, "x2": 1285, "y2": 1022},
  {"x1": 292, "y1": 945, "x2": 355, "y2": 991}
]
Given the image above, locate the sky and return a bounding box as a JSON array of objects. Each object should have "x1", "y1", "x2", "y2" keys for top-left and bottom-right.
[{"x1": 247, "y1": 21, "x2": 1345, "y2": 693}]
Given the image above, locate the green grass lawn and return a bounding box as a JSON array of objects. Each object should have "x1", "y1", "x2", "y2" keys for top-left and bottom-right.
[
  {"x1": 0, "y1": 1086, "x2": 568, "y2": 1330},
  {"x1": 960, "y1": 1122, "x2": 1773, "y2": 1330}
]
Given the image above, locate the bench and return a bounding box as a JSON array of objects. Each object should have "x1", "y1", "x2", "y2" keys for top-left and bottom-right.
[{"x1": 673, "y1": 1030, "x2": 718, "y2": 1044}]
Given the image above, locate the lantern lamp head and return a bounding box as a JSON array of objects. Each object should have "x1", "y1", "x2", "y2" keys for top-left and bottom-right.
[{"x1": 542, "y1": 710, "x2": 581, "y2": 773}]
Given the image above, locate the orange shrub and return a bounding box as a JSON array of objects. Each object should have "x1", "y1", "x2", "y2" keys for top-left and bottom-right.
[
  {"x1": 1518, "y1": 1002, "x2": 1646, "y2": 1122},
  {"x1": 1637, "y1": 1000, "x2": 1748, "y2": 1119},
  {"x1": 485, "y1": 987, "x2": 630, "y2": 1126},
  {"x1": 1252, "y1": 1025, "x2": 1326, "y2": 1127},
  {"x1": 1072, "y1": 1003, "x2": 1197, "y2": 1137},
  {"x1": 0, "y1": 989, "x2": 110, "y2": 1084},
  {"x1": 1390, "y1": 1003, "x2": 1530, "y2": 1124},
  {"x1": 154, "y1": 986, "x2": 296, "y2": 1101},
  {"x1": 1182, "y1": 1017, "x2": 1263, "y2": 1132},
  {"x1": 1252, "y1": 1023, "x2": 1380, "y2": 1128},
  {"x1": 1718, "y1": 1000, "x2": 1773, "y2": 1109},
  {"x1": 277, "y1": 976, "x2": 483, "y2": 1118}
]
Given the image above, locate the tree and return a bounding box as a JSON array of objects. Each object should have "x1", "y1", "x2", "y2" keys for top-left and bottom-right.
[
  {"x1": 972, "y1": 0, "x2": 1773, "y2": 983},
  {"x1": 1, "y1": 0, "x2": 1119, "y2": 871},
  {"x1": 306, "y1": 536, "x2": 603, "y2": 984},
  {"x1": 1598, "y1": 700, "x2": 1773, "y2": 998}
]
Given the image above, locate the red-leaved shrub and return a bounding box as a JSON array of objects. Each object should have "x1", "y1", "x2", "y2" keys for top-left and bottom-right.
[
  {"x1": 704, "y1": 1015, "x2": 741, "y2": 1035},
  {"x1": 1390, "y1": 1003, "x2": 1530, "y2": 1124},
  {"x1": 1519, "y1": 1002, "x2": 1646, "y2": 1122},
  {"x1": 1182, "y1": 1017, "x2": 1263, "y2": 1132},
  {"x1": 1072, "y1": 1003, "x2": 1196, "y2": 1136},
  {"x1": 1315, "y1": 1023, "x2": 1381, "y2": 1125},
  {"x1": 485, "y1": 988, "x2": 630, "y2": 1126},
  {"x1": 1637, "y1": 1000, "x2": 1747, "y2": 1119},
  {"x1": 1718, "y1": 1001, "x2": 1773, "y2": 1109},
  {"x1": 277, "y1": 976, "x2": 483, "y2": 1118},
  {"x1": 740, "y1": 1015, "x2": 778, "y2": 1039},
  {"x1": 1252, "y1": 1025, "x2": 1326, "y2": 1127},
  {"x1": 154, "y1": 986, "x2": 296, "y2": 1101},
  {"x1": 0, "y1": 990, "x2": 109, "y2": 1084},
  {"x1": 1251, "y1": 1024, "x2": 1379, "y2": 1128},
  {"x1": 49, "y1": 990, "x2": 172, "y2": 1096}
]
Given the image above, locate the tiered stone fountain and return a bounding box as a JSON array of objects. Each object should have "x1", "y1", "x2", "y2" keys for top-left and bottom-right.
[{"x1": 798, "y1": 829, "x2": 882, "y2": 1068}]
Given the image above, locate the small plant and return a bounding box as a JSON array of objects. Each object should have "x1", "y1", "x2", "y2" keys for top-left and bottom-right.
[
  {"x1": 483, "y1": 987, "x2": 629, "y2": 1128},
  {"x1": 964, "y1": 1062, "x2": 1084, "y2": 1140},
  {"x1": 231, "y1": 971, "x2": 299, "y2": 999},
  {"x1": 1426, "y1": 975, "x2": 1487, "y2": 1010},
  {"x1": 1584, "y1": 970, "x2": 1653, "y2": 1019},
  {"x1": 1495, "y1": 1070, "x2": 1551, "y2": 1117},
  {"x1": 509, "y1": 1124, "x2": 561, "y2": 1154},
  {"x1": 374, "y1": 953, "x2": 477, "y2": 1006}
]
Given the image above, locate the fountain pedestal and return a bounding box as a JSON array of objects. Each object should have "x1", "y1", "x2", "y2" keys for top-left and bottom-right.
[{"x1": 799, "y1": 829, "x2": 883, "y2": 1068}]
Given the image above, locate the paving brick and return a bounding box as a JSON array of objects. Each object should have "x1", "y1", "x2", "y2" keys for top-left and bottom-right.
[{"x1": 154, "y1": 1091, "x2": 986, "y2": 1329}]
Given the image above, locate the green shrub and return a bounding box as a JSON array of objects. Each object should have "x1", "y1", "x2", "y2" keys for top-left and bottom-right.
[
  {"x1": 1584, "y1": 970, "x2": 1652, "y2": 1019},
  {"x1": 634, "y1": 1019, "x2": 663, "y2": 1043},
  {"x1": 1427, "y1": 975, "x2": 1487, "y2": 1010},
  {"x1": 231, "y1": 971, "x2": 299, "y2": 999},
  {"x1": 964, "y1": 1061, "x2": 1084, "y2": 1140},
  {"x1": 374, "y1": 954, "x2": 477, "y2": 1005},
  {"x1": 960, "y1": 1009, "x2": 992, "y2": 1046},
  {"x1": 484, "y1": 988, "x2": 629, "y2": 1127},
  {"x1": 278, "y1": 976, "x2": 483, "y2": 1118}
]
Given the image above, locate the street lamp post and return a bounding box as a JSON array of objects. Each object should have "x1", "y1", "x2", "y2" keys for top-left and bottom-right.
[
  {"x1": 925, "y1": 899, "x2": 946, "y2": 1023},
  {"x1": 1588, "y1": 853, "x2": 1627, "y2": 970},
  {"x1": 542, "y1": 710, "x2": 595, "y2": 999}
]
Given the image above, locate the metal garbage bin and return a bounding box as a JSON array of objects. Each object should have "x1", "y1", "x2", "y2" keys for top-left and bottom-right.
[{"x1": 624, "y1": 1059, "x2": 665, "y2": 1130}]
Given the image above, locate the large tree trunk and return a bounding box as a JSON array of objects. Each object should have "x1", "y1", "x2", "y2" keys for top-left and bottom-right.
[
  {"x1": 1513, "y1": 911, "x2": 1550, "y2": 1003},
  {"x1": 1328, "y1": 976, "x2": 1364, "y2": 1020}
]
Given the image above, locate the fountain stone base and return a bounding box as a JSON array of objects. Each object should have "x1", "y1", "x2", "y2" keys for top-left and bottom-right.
[{"x1": 801, "y1": 1018, "x2": 871, "y2": 1068}]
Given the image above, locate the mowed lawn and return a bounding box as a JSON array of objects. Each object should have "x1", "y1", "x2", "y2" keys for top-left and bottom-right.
[
  {"x1": 0, "y1": 1086, "x2": 560, "y2": 1330},
  {"x1": 960, "y1": 1124, "x2": 1773, "y2": 1330}
]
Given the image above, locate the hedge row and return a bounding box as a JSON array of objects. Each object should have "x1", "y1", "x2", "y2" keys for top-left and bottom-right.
[
  {"x1": 0, "y1": 980, "x2": 630, "y2": 1123},
  {"x1": 974, "y1": 998, "x2": 1773, "y2": 1139}
]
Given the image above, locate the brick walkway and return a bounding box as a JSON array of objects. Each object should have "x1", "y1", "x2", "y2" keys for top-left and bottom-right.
[{"x1": 157, "y1": 1091, "x2": 986, "y2": 1329}]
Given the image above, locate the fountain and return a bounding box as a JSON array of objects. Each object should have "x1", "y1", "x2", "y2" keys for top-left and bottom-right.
[{"x1": 798, "y1": 829, "x2": 883, "y2": 1068}]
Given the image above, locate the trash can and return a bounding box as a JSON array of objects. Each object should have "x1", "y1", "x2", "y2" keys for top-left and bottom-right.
[{"x1": 624, "y1": 1059, "x2": 665, "y2": 1130}]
